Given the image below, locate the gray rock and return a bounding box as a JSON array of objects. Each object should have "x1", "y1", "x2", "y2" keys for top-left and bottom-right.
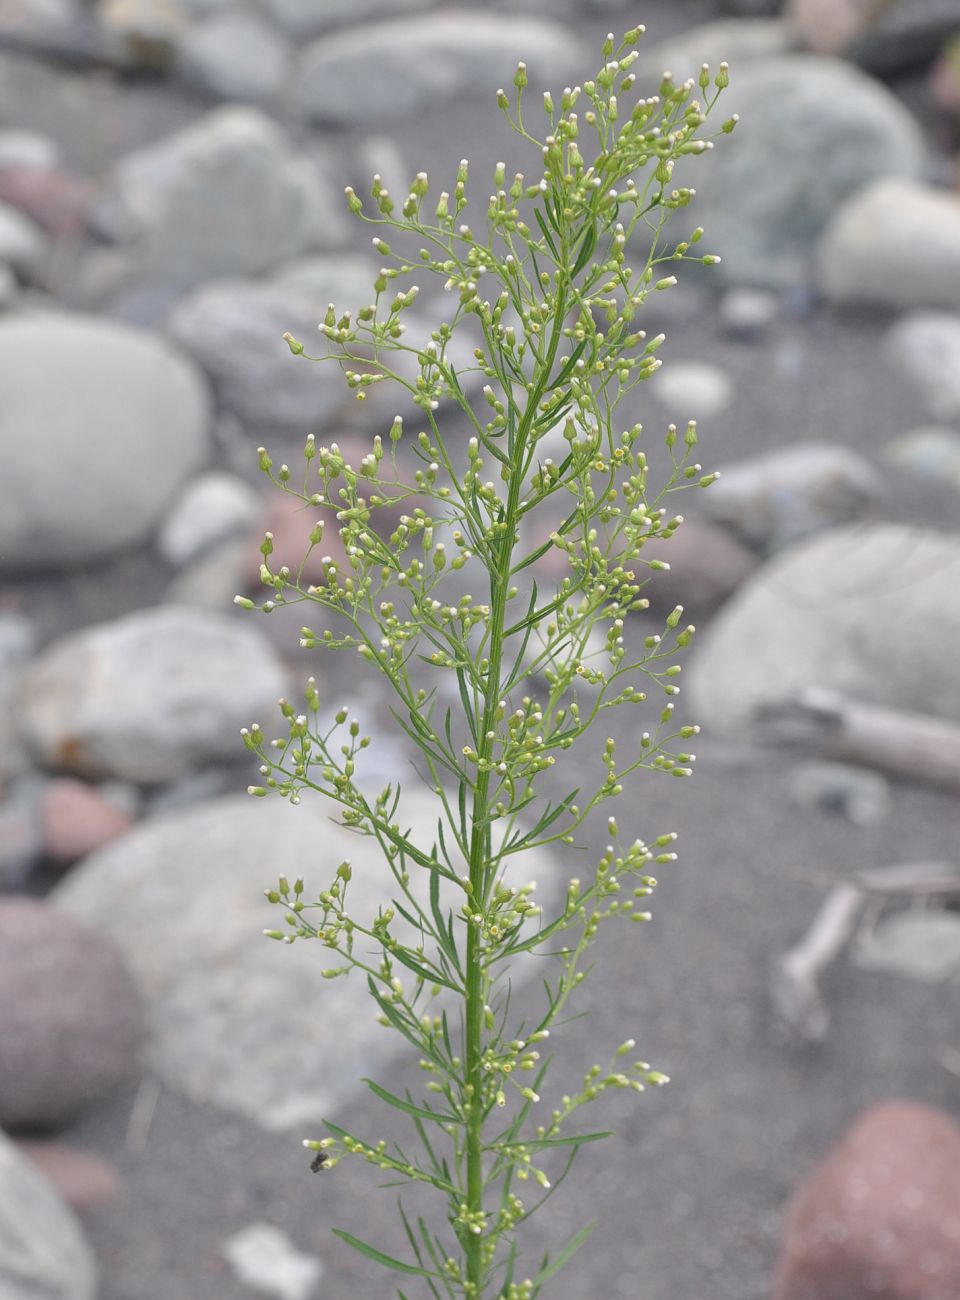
[
  {"x1": 0, "y1": 897, "x2": 143, "y2": 1129},
  {"x1": 853, "y1": 911, "x2": 960, "y2": 982},
  {"x1": 688, "y1": 524, "x2": 960, "y2": 730},
  {"x1": 291, "y1": 14, "x2": 581, "y2": 125},
  {"x1": 20, "y1": 606, "x2": 288, "y2": 784},
  {"x1": 222, "y1": 1223, "x2": 323, "y2": 1300},
  {"x1": 158, "y1": 472, "x2": 259, "y2": 567},
  {"x1": 259, "y1": 0, "x2": 434, "y2": 37},
  {"x1": 818, "y1": 178, "x2": 960, "y2": 310},
  {"x1": 165, "y1": 536, "x2": 251, "y2": 609},
  {"x1": 633, "y1": 18, "x2": 793, "y2": 90},
  {"x1": 649, "y1": 360, "x2": 734, "y2": 419},
  {"x1": 704, "y1": 443, "x2": 885, "y2": 551},
  {"x1": 886, "y1": 311, "x2": 960, "y2": 421},
  {"x1": 177, "y1": 10, "x2": 290, "y2": 103},
  {"x1": 0, "y1": 1129, "x2": 98, "y2": 1300},
  {"x1": 0, "y1": 201, "x2": 45, "y2": 277},
  {"x1": 96, "y1": 0, "x2": 190, "y2": 70},
  {"x1": 848, "y1": 0, "x2": 960, "y2": 76},
  {"x1": 687, "y1": 57, "x2": 927, "y2": 289},
  {"x1": 0, "y1": 312, "x2": 211, "y2": 572},
  {"x1": 885, "y1": 427, "x2": 960, "y2": 490},
  {"x1": 55, "y1": 793, "x2": 561, "y2": 1128},
  {"x1": 95, "y1": 107, "x2": 347, "y2": 286},
  {"x1": 786, "y1": 760, "x2": 891, "y2": 827},
  {"x1": 0, "y1": 0, "x2": 76, "y2": 45},
  {"x1": 633, "y1": 520, "x2": 758, "y2": 619},
  {"x1": 719, "y1": 287, "x2": 780, "y2": 341}
]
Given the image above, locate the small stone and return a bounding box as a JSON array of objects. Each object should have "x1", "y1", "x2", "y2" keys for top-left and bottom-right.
[
  {"x1": 719, "y1": 287, "x2": 780, "y2": 341},
  {"x1": 786, "y1": 760, "x2": 891, "y2": 826},
  {"x1": 818, "y1": 177, "x2": 960, "y2": 310},
  {"x1": 847, "y1": 0, "x2": 960, "y2": 76},
  {"x1": 158, "y1": 472, "x2": 259, "y2": 567},
  {"x1": 0, "y1": 1130, "x2": 99, "y2": 1300},
  {"x1": 291, "y1": 14, "x2": 581, "y2": 126},
  {"x1": 177, "y1": 11, "x2": 290, "y2": 103},
  {"x1": 704, "y1": 443, "x2": 885, "y2": 551},
  {"x1": 222, "y1": 1223, "x2": 323, "y2": 1300},
  {"x1": 41, "y1": 777, "x2": 135, "y2": 864},
  {"x1": 96, "y1": 0, "x2": 189, "y2": 72},
  {"x1": 773, "y1": 1102, "x2": 960, "y2": 1300},
  {"x1": 853, "y1": 911, "x2": 960, "y2": 982},
  {"x1": 20, "y1": 606, "x2": 289, "y2": 784},
  {"x1": 884, "y1": 427, "x2": 960, "y2": 489},
  {"x1": 649, "y1": 360, "x2": 733, "y2": 419},
  {"x1": 165, "y1": 536, "x2": 251, "y2": 609},
  {"x1": 14, "y1": 1141, "x2": 120, "y2": 1212},
  {"x1": 785, "y1": 0, "x2": 873, "y2": 55},
  {"x1": 0, "y1": 200, "x2": 46, "y2": 277},
  {"x1": 246, "y1": 488, "x2": 345, "y2": 590},
  {"x1": 886, "y1": 311, "x2": 960, "y2": 421},
  {"x1": 636, "y1": 520, "x2": 758, "y2": 619},
  {"x1": 0, "y1": 166, "x2": 88, "y2": 238},
  {"x1": 0, "y1": 129, "x2": 60, "y2": 171},
  {"x1": 0, "y1": 897, "x2": 143, "y2": 1129}
]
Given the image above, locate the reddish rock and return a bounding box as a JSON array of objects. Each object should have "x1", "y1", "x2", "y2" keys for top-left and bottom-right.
[
  {"x1": 786, "y1": 0, "x2": 872, "y2": 55},
  {"x1": 0, "y1": 168, "x2": 88, "y2": 239},
  {"x1": 636, "y1": 521, "x2": 757, "y2": 619},
  {"x1": 14, "y1": 1141, "x2": 120, "y2": 1212},
  {"x1": 41, "y1": 777, "x2": 134, "y2": 863},
  {"x1": 773, "y1": 1101, "x2": 960, "y2": 1300}
]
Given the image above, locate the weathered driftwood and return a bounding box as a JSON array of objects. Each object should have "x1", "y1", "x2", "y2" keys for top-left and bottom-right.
[
  {"x1": 771, "y1": 860, "x2": 960, "y2": 1043},
  {"x1": 757, "y1": 687, "x2": 960, "y2": 792}
]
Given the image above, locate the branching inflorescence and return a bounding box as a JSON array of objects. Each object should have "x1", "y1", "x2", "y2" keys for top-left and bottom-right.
[{"x1": 236, "y1": 29, "x2": 733, "y2": 1298}]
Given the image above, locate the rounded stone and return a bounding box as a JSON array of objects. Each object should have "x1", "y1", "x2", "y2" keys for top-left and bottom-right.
[
  {"x1": 0, "y1": 898, "x2": 143, "y2": 1130},
  {"x1": 0, "y1": 312, "x2": 212, "y2": 573}
]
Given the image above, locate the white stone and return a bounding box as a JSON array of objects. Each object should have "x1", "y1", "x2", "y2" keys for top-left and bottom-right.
[
  {"x1": 177, "y1": 11, "x2": 290, "y2": 103},
  {"x1": 719, "y1": 287, "x2": 780, "y2": 341},
  {"x1": 649, "y1": 360, "x2": 733, "y2": 419},
  {"x1": 818, "y1": 178, "x2": 960, "y2": 310},
  {"x1": 223, "y1": 1223, "x2": 323, "y2": 1300},
  {"x1": 158, "y1": 472, "x2": 259, "y2": 567},
  {"x1": 291, "y1": 14, "x2": 581, "y2": 125},
  {"x1": 853, "y1": 912, "x2": 960, "y2": 982},
  {"x1": 688, "y1": 524, "x2": 960, "y2": 730},
  {"x1": 886, "y1": 311, "x2": 960, "y2": 421},
  {"x1": 0, "y1": 312, "x2": 211, "y2": 572},
  {"x1": 54, "y1": 793, "x2": 562, "y2": 1128},
  {"x1": 20, "y1": 606, "x2": 288, "y2": 783},
  {"x1": 0, "y1": 129, "x2": 60, "y2": 171},
  {"x1": 0, "y1": 1129, "x2": 98, "y2": 1300},
  {"x1": 0, "y1": 201, "x2": 46, "y2": 276},
  {"x1": 96, "y1": 107, "x2": 347, "y2": 285}
]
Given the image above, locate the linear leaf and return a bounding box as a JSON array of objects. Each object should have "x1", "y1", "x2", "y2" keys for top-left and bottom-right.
[
  {"x1": 332, "y1": 1229, "x2": 439, "y2": 1278},
  {"x1": 531, "y1": 1222, "x2": 597, "y2": 1288},
  {"x1": 364, "y1": 1079, "x2": 457, "y2": 1125}
]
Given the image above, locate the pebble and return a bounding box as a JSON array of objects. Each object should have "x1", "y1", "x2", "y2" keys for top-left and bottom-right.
[
  {"x1": 719, "y1": 287, "x2": 780, "y2": 342},
  {"x1": 629, "y1": 520, "x2": 757, "y2": 619},
  {"x1": 786, "y1": 760, "x2": 891, "y2": 826},
  {"x1": 0, "y1": 166, "x2": 89, "y2": 238},
  {"x1": 649, "y1": 360, "x2": 734, "y2": 419},
  {"x1": 773, "y1": 1102, "x2": 960, "y2": 1300},
  {"x1": 157, "y1": 471, "x2": 259, "y2": 568},
  {"x1": 818, "y1": 177, "x2": 960, "y2": 310},
  {"x1": 785, "y1": 0, "x2": 872, "y2": 55},
  {"x1": 703, "y1": 443, "x2": 885, "y2": 552},
  {"x1": 853, "y1": 911, "x2": 960, "y2": 982},
  {"x1": 165, "y1": 536, "x2": 251, "y2": 609},
  {"x1": 41, "y1": 777, "x2": 136, "y2": 864},
  {"x1": 176, "y1": 11, "x2": 290, "y2": 104},
  {"x1": 688, "y1": 524, "x2": 960, "y2": 730},
  {"x1": 0, "y1": 129, "x2": 60, "y2": 171},
  {"x1": 222, "y1": 1223, "x2": 324, "y2": 1300},
  {"x1": 54, "y1": 793, "x2": 561, "y2": 1129},
  {"x1": 886, "y1": 311, "x2": 960, "y2": 421},
  {"x1": 0, "y1": 897, "x2": 143, "y2": 1129},
  {"x1": 94, "y1": 106, "x2": 347, "y2": 286},
  {"x1": 0, "y1": 1130, "x2": 99, "y2": 1300},
  {"x1": 0, "y1": 311, "x2": 212, "y2": 572},
  {"x1": 291, "y1": 14, "x2": 581, "y2": 125},
  {"x1": 14, "y1": 1140, "x2": 120, "y2": 1213},
  {"x1": 884, "y1": 426, "x2": 960, "y2": 489},
  {"x1": 20, "y1": 605, "x2": 289, "y2": 784}
]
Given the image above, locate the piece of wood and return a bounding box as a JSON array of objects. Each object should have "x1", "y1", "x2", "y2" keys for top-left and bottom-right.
[{"x1": 758, "y1": 687, "x2": 960, "y2": 792}]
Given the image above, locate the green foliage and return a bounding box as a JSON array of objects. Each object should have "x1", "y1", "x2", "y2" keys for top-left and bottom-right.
[{"x1": 239, "y1": 28, "x2": 730, "y2": 1297}]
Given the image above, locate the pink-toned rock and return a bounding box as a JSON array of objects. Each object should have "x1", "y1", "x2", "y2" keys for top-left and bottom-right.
[
  {"x1": 786, "y1": 0, "x2": 873, "y2": 54},
  {"x1": 42, "y1": 778, "x2": 134, "y2": 863},
  {"x1": 773, "y1": 1101, "x2": 960, "y2": 1300},
  {"x1": 14, "y1": 1141, "x2": 120, "y2": 1212},
  {"x1": 0, "y1": 168, "x2": 88, "y2": 238}
]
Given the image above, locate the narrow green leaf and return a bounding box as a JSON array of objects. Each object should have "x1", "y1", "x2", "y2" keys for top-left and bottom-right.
[
  {"x1": 533, "y1": 207, "x2": 559, "y2": 259},
  {"x1": 364, "y1": 1079, "x2": 457, "y2": 1125},
  {"x1": 332, "y1": 1229, "x2": 439, "y2": 1278},
  {"x1": 531, "y1": 1222, "x2": 597, "y2": 1288},
  {"x1": 571, "y1": 224, "x2": 598, "y2": 276},
  {"x1": 498, "y1": 1131, "x2": 612, "y2": 1152}
]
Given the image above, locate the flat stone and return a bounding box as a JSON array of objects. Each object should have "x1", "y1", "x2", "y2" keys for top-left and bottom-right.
[
  {"x1": 54, "y1": 793, "x2": 561, "y2": 1129},
  {"x1": 176, "y1": 10, "x2": 290, "y2": 103},
  {"x1": 157, "y1": 471, "x2": 259, "y2": 567},
  {"x1": 688, "y1": 524, "x2": 960, "y2": 730},
  {"x1": 703, "y1": 443, "x2": 885, "y2": 551},
  {"x1": 291, "y1": 14, "x2": 581, "y2": 126},
  {"x1": 786, "y1": 760, "x2": 890, "y2": 827},
  {"x1": 853, "y1": 911, "x2": 960, "y2": 982},
  {"x1": 222, "y1": 1223, "x2": 323, "y2": 1300},
  {"x1": 0, "y1": 1130, "x2": 99, "y2": 1300},
  {"x1": 818, "y1": 177, "x2": 960, "y2": 310},
  {"x1": 95, "y1": 106, "x2": 347, "y2": 286},
  {"x1": 0, "y1": 897, "x2": 143, "y2": 1129},
  {"x1": 20, "y1": 605, "x2": 289, "y2": 783},
  {"x1": 0, "y1": 311, "x2": 212, "y2": 572},
  {"x1": 886, "y1": 311, "x2": 960, "y2": 421}
]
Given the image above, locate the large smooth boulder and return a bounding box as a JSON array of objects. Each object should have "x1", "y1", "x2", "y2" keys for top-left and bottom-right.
[
  {"x1": 818, "y1": 178, "x2": 960, "y2": 310},
  {"x1": 688, "y1": 525, "x2": 960, "y2": 730},
  {"x1": 0, "y1": 898, "x2": 143, "y2": 1130},
  {"x1": 773, "y1": 1102, "x2": 960, "y2": 1300},
  {"x1": 291, "y1": 14, "x2": 581, "y2": 125},
  {"x1": 54, "y1": 793, "x2": 561, "y2": 1129},
  {"x1": 94, "y1": 107, "x2": 346, "y2": 285},
  {"x1": 0, "y1": 312, "x2": 211, "y2": 572},
  {"x1": 0, "y1": 1130, "x2": 98, "y2": 1300},
  {"x1": 685, "y1": 57, "x2": 927, "y2": 288},
  {"x1": 20, "y1": 606, "x2": 289, "y2": 783}
]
